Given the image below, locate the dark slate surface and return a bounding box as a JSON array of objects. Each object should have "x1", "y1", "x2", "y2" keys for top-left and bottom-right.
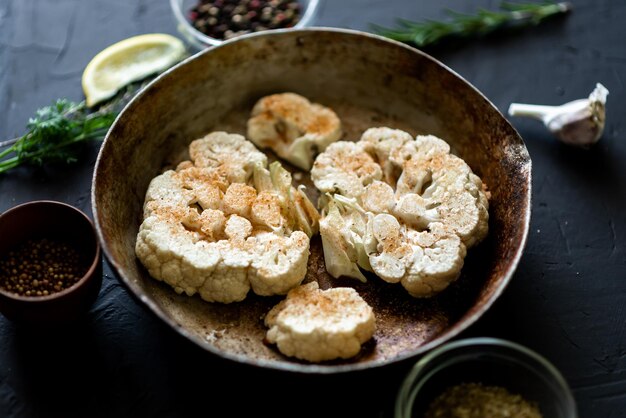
[{"x1": 1, "y1": 1, "x2": 624, "y2": 417}]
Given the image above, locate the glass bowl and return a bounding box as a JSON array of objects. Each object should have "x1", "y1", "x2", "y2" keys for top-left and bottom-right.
[
  {"x1": 395, "y1": 338, "x2": 577, "y2": 418},
  {"x1": 170, "y1": 0, "x2": 320, "y2": 50}
]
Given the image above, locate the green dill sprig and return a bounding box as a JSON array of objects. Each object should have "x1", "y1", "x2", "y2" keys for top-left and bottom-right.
[
  {"x1": 0, "y1": 76, "x2": 159, "y2": 175},
  {"x1": 0, "y1": 100, "x2": 117, "y2": 174},
  {"x1": 373, "y1": 1, "x2": 571, "y2": 48}
]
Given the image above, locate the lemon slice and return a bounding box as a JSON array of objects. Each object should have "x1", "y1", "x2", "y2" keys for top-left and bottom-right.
[{"x1": 82, "y1": 33, "x2": 186, "y2": 107}]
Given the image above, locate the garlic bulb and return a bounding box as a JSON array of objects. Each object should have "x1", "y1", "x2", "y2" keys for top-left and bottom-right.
[{"x1": 508, "y1": 83, "x2": 609, "y2": 147}]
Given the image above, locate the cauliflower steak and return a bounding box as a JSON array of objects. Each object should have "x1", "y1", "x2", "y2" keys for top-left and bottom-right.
[
  {"x1": 247, "y1": 92, "x2": 342, "y2": 171},
  {"x1": 265, "y1": 282, "x2": 376, "y2": 362},
  {"x1": 135, "y1": 132, "x2": 320, "y2": 303},
  {"x1": 311, "y1": 127, "x2": 489, "y2": 297}
]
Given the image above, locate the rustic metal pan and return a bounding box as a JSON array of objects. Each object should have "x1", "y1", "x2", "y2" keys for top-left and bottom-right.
[{"x1": 92, "y1": 28, "x2": 531, "y2": 373}]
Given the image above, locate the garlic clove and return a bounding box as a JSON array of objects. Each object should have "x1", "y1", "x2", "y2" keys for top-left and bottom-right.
[{"x1": 508, "y1": 83, "x2": 609, "y2": 148}]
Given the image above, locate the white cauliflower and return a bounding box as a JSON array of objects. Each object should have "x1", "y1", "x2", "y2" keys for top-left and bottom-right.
[
  {"x1": 311, "y1": 127, "x2": 489, "y2": 297},
  {"x1": 247, "y1": 92, "x2": 342, "y2": 171},
  {"x1": 135, "y1": 132, "x2": 320, "y2": 304},
  {"x1": 264, "y1": 282, "x2": 376, "y2": 362}
]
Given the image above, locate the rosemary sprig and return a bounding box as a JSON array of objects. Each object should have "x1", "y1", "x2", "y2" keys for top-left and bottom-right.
[{"x1": 373, "y1": 1, "x2": 571, "y2": 48}]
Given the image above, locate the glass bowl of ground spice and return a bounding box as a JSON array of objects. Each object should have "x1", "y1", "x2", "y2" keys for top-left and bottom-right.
[
  {"x1": 0, "y1": 201, "x2": 102, "y2": 324},
  {"x1": 396, "y1": 338, "x2": 577, "y2": 418},
  {"x1": 170, "y1": 0, "x2": 319, "y2": 50}
]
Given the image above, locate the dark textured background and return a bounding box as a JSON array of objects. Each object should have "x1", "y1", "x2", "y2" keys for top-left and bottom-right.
[{"x1": 0, "y1": 0, "x2": 624, "y2": 417}]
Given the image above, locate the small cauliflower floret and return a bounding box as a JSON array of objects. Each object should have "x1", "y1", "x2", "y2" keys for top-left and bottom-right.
[
  {"x1": 223, "y1": 183, "x2": 257, "y2": 217},
  {"x1": 311, "y1": 128, "x2": 489, "y2": 298},
  {"x1": 264, "y1": 282, "x2": 376, "y2": 362},
  {"x1": 360, "y1": 127, "x2": 414, "y2": 186},
  {"x1": 402, "y1": 225, "x2": 467, "y2": 297},
  {"x1": 311, "y1": 141, "x2": 382, "y2": 198},
  {"x1": 224, "y1": 214, "x2": 253, "y2": 241},
  {"x1": 248, "y1": 231, "x2": 309, "y2": 296},
  {"x1": 251, "y1": 191, "x2": 283, "y2": 229},
  {"x1": 394, "y1": 193, "x2": 440, "y2": 230},
  {"x1": 136, "y1": 132, "x2": 320, "y2": 304},
  {"x1": 247, "y1": 93, "x2": 342, "y2": 171},
  {"x1": 199, "y1": 209, "x2": 226, "y2": 240},
  {"x1": 362, "y1": 181, "x2": 395, "y2": 214},
  {"x1": 189, "y1": 131, "x2": 267, "y2": 183}
]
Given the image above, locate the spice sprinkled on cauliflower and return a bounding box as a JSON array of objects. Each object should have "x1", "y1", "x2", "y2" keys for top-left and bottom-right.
[
  {"x1": 247, "y1": 92, "x2": 342, "y2": 171},
  {"x1": 135, "y1": 132, "x2": 320, "y2": 303},
  {"x1": 311, "y1": 127, "x2": 489, "y2": 297},
  {"x1": 264, "y1": 282, "x2": 376, "y2": 362}
]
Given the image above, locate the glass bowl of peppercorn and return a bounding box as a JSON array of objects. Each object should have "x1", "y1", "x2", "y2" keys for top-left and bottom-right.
[
  {"x1": 0, "y1": 201, "x2": 102, "y2": 324},
  {"x1": 170, "y1": 0, "x2": 319, "y2": 50},
  {"x1": 395, "y1": 338, "x2": 577, "y2": 418}
]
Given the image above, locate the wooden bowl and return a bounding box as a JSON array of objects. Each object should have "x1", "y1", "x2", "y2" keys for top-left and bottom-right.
[
  {"x1": 0, "y1": 201, "x2": 102, "y2": 324},
  {"x1": 92, "y1": 28, "x2": 531, "y2": 373}
]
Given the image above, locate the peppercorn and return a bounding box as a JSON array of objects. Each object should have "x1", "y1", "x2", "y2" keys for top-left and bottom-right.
[
  {"x1": 0, "y1": 238, "x2": 88, "y2": 297},
  {"x1": 188, "y1": 0, "x2": 301, "y2": 40}
]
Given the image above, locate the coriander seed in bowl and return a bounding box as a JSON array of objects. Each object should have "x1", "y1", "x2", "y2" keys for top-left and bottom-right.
[
  {"x1": 0, "y1": 238, "x2": 88, "y2": 298},
  {"x1": 0, "y1": 201, "x2": 102, "y2": 324}
]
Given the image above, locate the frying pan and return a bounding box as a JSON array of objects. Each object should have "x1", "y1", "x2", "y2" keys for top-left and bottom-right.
[{"x1": 92, "y1": 28, "x2": 531, "y2": 373}]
